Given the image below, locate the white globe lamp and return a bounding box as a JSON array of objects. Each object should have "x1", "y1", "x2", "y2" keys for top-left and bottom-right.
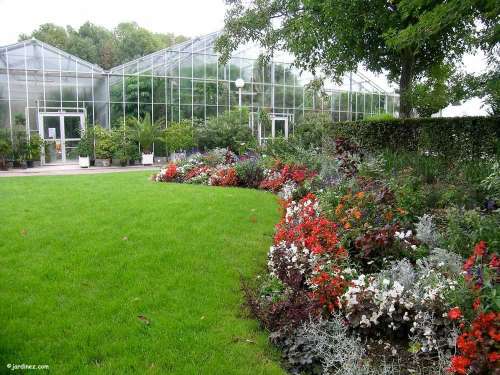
[{"x1": 235, "y1": 78, "x2": 245, "y2": 108}]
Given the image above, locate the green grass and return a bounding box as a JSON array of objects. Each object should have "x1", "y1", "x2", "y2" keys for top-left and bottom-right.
[{"x1": 0, "y1": 172, "x2": 284, "y2": 374}]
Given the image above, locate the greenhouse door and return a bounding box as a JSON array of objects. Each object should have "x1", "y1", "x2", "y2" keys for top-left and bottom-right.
[
  {"x1": 272, "y1": 117, "x2": 289, "y2": 139},
  {"x1": 39, "y1": 113, "x2": 85, "y2": 165},
  {"x1": 258, "y1": 116, "x2": 289, "y2": 145}
]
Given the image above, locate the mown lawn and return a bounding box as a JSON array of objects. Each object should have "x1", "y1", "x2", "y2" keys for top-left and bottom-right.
[{"x1": 0, "y1": 172, "x2": 284, "y2": 374}]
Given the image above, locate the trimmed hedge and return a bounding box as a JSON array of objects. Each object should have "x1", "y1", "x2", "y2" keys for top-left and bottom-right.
[{"x1": 325, "y1": 116, "x2": 500, "y2": 159}]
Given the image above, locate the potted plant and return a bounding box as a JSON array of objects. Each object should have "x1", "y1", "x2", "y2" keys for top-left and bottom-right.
[
  {"x1": 111, "y1": 128, "x2": 134, "y2": 167},
  {"x1": 128, "y1": 146, "x2": 140, "y2": 166},
  {"x1": 129, "y1": 114, "x2": 162, "y2": 165},
  {"x1": 0, "y1": 129, "x2": 12, "y2": 171},
  {"x1": 76, "y1": 129, "x2": 93, "y2": 168},
  {"x1": 164, "y1": 120, "x2": 195, "y2": 162},
  {"x1": 12, "y1": 125, "x2": 28, "y2": 168},
  {"x1": 93, "y1": 125, "x2": 113, "y2": 167},
  {"x1": 26, "y1": 134, "x2": 44, "y2": 168}
]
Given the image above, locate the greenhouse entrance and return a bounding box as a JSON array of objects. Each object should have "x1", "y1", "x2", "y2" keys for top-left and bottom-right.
[
  {"x1": 258, "y1": 115, "x2": 289, "y2": 145},
  {"x1": 38, "y1": 112, "x2": 85, "y2": 165}
]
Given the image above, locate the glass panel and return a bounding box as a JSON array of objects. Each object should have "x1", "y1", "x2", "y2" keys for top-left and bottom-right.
[
  {"x1": 43, "y1": 116, "x2": 62, "y2": 163},
  {"x1": 65, "y1": 140, "x2": 80, "y2": 161},
  {"x1": 274, "y1": 119, "x2": 286, "y2": 138},
  {"x1": 64, "y1": 116, "x2": 81, "y2": 139}
]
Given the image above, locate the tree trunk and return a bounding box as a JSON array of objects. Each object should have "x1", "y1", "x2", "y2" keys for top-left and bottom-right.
[{"x1": 399, "y1": 49, "x2": 415, "y2": 118}]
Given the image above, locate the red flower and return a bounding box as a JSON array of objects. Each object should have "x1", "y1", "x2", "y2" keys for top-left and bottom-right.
[
  {"x1": 490, "y1": 254, "x2": 500, "y2": 269},
  {"x1": 473, "y1": 240, "x2": 487, "y2": 257},
  {"x1": 164, "y1": 163, "x2": 177, "y2": 181},
  {"x1": 472, "y1": 297, "x2": 481, "y2": 311},
  {"x1": 448, "y1": 355, "x2": 471, "y2": 374},
  {"x1": 448, "y1": 307, "x2": 463, "y2": 321},
  {"x1": 488, "y1": 352, "x2": 500, "y2": 362}
]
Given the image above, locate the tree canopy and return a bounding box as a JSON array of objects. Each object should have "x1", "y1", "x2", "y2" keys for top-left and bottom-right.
[
  {"x1": 19, "y1": 22, "x2": 189, "y2": 70},
  {"x1": 215, "y1": 0, "x2": 499, "y2": 117}
]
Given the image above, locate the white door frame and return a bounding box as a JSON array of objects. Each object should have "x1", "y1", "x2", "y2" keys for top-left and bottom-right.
[
  {"x1": 259, "y1": 115, "x2": 289, "y2": 145},
  {"x1": 38, "y1": 112, "x2": 85, "y2": 165},
  {"x1": 271, "y1": 116, "x2": 289, "y2": 139}
]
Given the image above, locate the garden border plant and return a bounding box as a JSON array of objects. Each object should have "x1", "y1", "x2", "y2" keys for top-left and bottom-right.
[{"x1": 152, "y1": 135, "x2": 499, "y2": 374}]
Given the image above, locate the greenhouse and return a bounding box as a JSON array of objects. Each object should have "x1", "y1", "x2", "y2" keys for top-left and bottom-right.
[{"x1": 0, "y1": 32, "x2": 399, "y2": 164}]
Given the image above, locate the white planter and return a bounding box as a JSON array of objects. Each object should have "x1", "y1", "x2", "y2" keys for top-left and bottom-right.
[
  {"x1": 95, "y1": 158, "x2": 110, "y2": 167},
  {"x1": 142, "y1": 153, "x2": 154, "y2": 165},
  {"x1": 79, "y1": 156, "x2": 90, "y2": 168},
  {"x1": 170, "y1": 152, "x2": 186, "y2": 162}
]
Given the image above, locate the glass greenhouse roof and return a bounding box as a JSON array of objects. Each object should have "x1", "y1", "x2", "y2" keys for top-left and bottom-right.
[{"x1": 1, "y1": 31, "x2": 399, "y2": 146}]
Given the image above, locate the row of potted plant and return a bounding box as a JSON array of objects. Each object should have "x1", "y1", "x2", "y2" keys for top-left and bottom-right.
[
  {"x1": 0, "y1": 126, "x2": 45, "y2": 170},
  {"x1": 76, "y1": 115, "x2": 195, "y2": 168}
]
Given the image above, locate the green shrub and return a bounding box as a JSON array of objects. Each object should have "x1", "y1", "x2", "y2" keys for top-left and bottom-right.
[
  {"x1": 164, "y1": 120, "x2": 195, "y2": 153},
  {"x1": 264, "y1": 137, "x2": 321, "y2": 171},
  {"x1": 196, "y1": 109, "x2": 255, "y2": 153},
  {"x1": 326, "y1": 116, "x2": 500, "y2": 161},
  {"x1": 76, "y1": 127, "x2": 94, "y2": 158},
  {"x1": 481, "y1": 161, "x2": 500, "y2": 201},
  {"x1": 293, "y1": 112, "x2": 330, "y2": 149},
  {"x1": 93, "y1": 125, "x2": 114, "y2": 159},
  {"x1": 234, "y1": 159, "x2": 264, "y2": 188},
  {"x1": 364, "y1": 112, "x2": 395, "y2": 121},
  {"x1": 11, "y1": 125, "x2": 28, "y2": 162},
  {"x1": 128, "y1": 114, "x2": 163, "y2": 154},
  {"x1": 27, "y1": 134, "x2": 44, "y2": 161},
  {"x1": 440, "y1": 208, "x2": 500, "y2": 257},
  {"x1": 111, "y1": 128, "x2": 136, "y2": 163},
  {"x1": 0, "y1": 128, "x2": 12, "y2": 169}
]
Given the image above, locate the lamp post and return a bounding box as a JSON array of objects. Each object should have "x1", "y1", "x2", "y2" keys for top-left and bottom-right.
[{"x1": 235, "y1": 78, "x2": 245, "y2": 109}]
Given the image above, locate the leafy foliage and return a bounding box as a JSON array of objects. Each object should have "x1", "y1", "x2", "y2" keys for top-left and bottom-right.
[
  {"x1": 327, "y1": 116, "x2": 500, "y2": 161},
  {"x1": 20, "y1": 22, "x2": 188, "y2": 69},
  {"x1": 164, "y1": 120, "x2": 195, "y2": 153},
  {"x1": 215, "y1": 0, "x2": 496, "y2": 117},
  {"x1": 128, "y1": 114, "x2": 162, "y2": 154},
  {"x1": 196, "y1": 109, "x2": 254, "y2": 153}
]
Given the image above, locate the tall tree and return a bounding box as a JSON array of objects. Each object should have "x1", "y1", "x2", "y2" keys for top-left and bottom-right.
[
  {"x1": 19, "y1": 23, "x2": 68, "y2": 50},
  {"x1": 19, "y1": 22, "x2": 188, "y2": 69},
  {"x1": 215, "y1": 0, "x2": 499, "y2": 117}
]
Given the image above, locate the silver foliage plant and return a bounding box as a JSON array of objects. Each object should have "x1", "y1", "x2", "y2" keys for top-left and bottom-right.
[
  {"x1": 295, "y1": 315, "x2": 370, "y2": 375},
  {"x1": 415, "y1": 214, "x2": 440, "y2": 247},
  {"x1": 293, "y1": 315, "x2": 452, "y2": 375}
]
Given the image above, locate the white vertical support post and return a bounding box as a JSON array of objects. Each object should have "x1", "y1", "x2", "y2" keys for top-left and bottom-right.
[
  {"x1": 58, "y1": 53, "x2": 62, "y2": 111},
  {"x1": 76, "y1": 61, "x2": 79, "y2": 112},
  {"x1": 41, "y1": 44, "x2": 46, "y2": 111},
  {"x1": 24, "y1": 42, "x2": 30, "y2": 138},
  {"x1": 282, "y1": 64, "x2": 285, "y2": 114},
  {"x1": 122, "y1": 67, "x2": 125, "y2": 129},
  {"x1": 136, "y1": 60, "x2": 140, "y2": 121},
  {"x1": 216, "y1": 52, "x2": 219, "y2": 119},
  {"x1": 164, "y1": 50, "x2": 168, "y2": 127},
  {"x1": 151, "y1": 56, "x2": 154, "y2": 125},
  {"x1": 228, "y1": 63, "x2": 231, "y2": 109},
  {"x1": 5, "y1": 47, "x2": 13, "y2": 142},
  {"x1": 203, "y1": 39, "x2": 207, "y2": 125},
  {"x1": 107, "y1": 73, "x2": 111, "y2": 128},
  {"x1": 191, "y1": 41, "x2": 194, "y2": 126},
  {"x1": 178, "y1": 49, "x2": 180, "y2": 122},
  {"x1": 91, "y1": 67, "x2": 95, "y2": 125},
  {"x1": 270, "y1": 62, "x2": 275, "y2": 113},
  {"x1": 348, "y1": 72, "x2": 353, "y2": 121}
]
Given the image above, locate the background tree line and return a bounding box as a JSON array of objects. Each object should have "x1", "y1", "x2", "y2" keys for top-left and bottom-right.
[
  {"x1": 19, "y1": 22, "x2": 189, "y2": 70},
  {"x1": 216, "y1": 0, "x2": 499, "y2": 117}
]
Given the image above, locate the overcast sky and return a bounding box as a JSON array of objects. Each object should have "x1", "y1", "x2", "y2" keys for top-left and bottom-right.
[
  {"x1": 0, "y1": 0, "x2": 490, "y2": 115},
  {"x1": 0, "y1": 0, "x2": 226, "y2": 45}
]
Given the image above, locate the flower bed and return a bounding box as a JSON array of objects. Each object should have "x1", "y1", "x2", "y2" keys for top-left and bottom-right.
[{"x1": 153, "y1": 145, "x2": 499, "y2": 374}]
